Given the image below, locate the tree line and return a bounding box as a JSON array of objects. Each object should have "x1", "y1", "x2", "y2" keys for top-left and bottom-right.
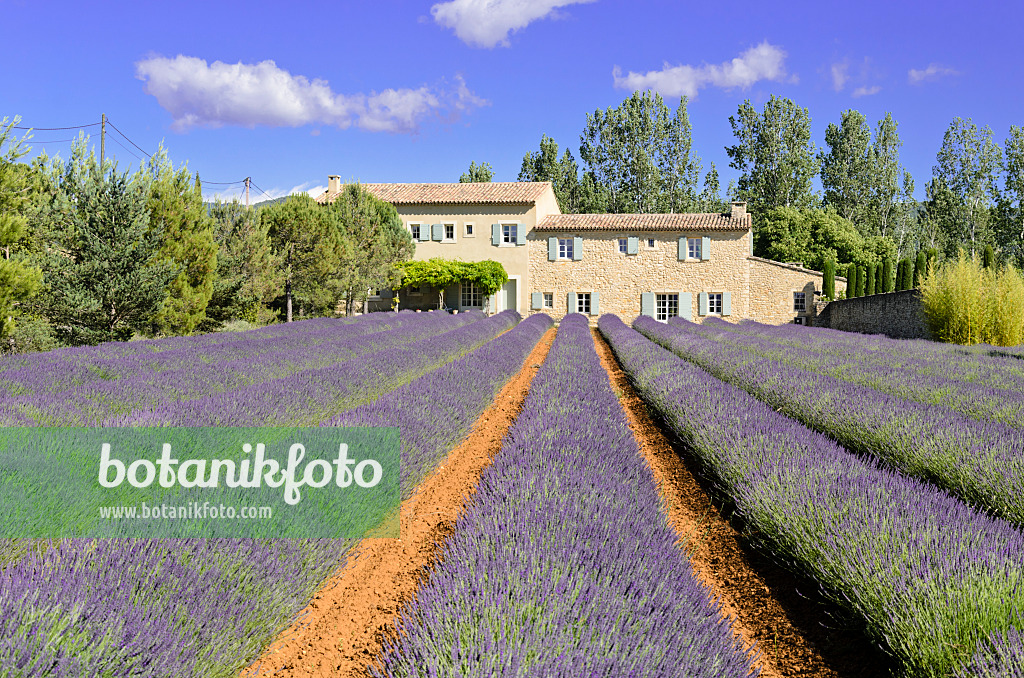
[
  {"x1": 498, "y1": 91, "x2": 1024, "y2": 276},
  {"x1": 0, "y1": 120, "x2": 412, "y2": 352}
]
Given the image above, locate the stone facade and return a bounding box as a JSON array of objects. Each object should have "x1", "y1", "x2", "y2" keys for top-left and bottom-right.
[
  {"x1": 815, "y1": 289, "x2": 931, "y2": 339},
  {"x1": 747, "y1": 257, "x2": 848, "y2": 326}
]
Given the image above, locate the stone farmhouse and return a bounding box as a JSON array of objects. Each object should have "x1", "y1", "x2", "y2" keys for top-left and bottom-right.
[{"x1": 317, "y1": 177, "x2": 844, "y2": 324}]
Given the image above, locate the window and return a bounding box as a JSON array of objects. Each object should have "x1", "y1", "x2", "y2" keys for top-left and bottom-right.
[
  {"x1": 543, "y1": 292, "x2": 553, "y2": 309},
  {"x1": 444, "y1": 223, "x2": 455, "y2": 241},
  {"x1": 461, "y1": 282, "x2": 481, "y2": 308},
  {"x1": 465, "y1": 223, "x2": 475, "y2": 237},
  {"x1": 577, "y1": 292, "x2": 591, "y2": 315},
  {"x1": 502, "y1": 224, "x2": 518, "y2": 244},
  {"x1": 656, "y1": 294, "x2": 679, "y2": 322},
  {"x1": 647, "y1": 238, "x2": 656, "y2": 249},
  {"x1": 708, "y1": 293, "x2": 723, "y2": 314},
  {"x1": 618, "y1": 238, "x2": 628, "y2": 254},
  {"x1": 687, "y1": 238, "x2": 701, "y2": 260},
  {"x1": 410, "y1": 224, "x2": 421, "y2": 240},
  {"x1": 558, "y1": 238, "x2": 574, "y2": 260},
  {"x1": 793, "y1": 291, "x2": 806, "y2": 312},
  {"x1": 368, "y1": 288, "x2": 381, "y2": 299}
]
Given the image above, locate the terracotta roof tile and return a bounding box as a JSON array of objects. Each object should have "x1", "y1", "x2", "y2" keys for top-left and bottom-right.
[
  {"x1": 534, "y1": 212, "x2": 750, "y2": 232},
  {"x1": 317, "y1": 182, "x2": 552, "y2": 205}
]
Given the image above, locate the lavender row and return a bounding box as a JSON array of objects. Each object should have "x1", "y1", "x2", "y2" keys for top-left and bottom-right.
[
  {"x1": 0, "y1": 311, "x2": 482, "y2": 425},
  {"x1": 374, "y1": 315, "x2": 755, "y2": 678},
  {"x1": 325, "y1": 313, "x2": 553, "y2": 498},
  {"x1": 0, "y1": 537, "x2": 355, "y2": 677},
  {"x1": 637, "y1": 316, "x2": 1024, "y2": 527},
  {"x1": 600, "y1": 314, "x2": 1024, "y2": 678},
  {"x1": 109, "y1": 310, "x2": 519, "y2": 426},
  {"x1": 681, "y1": 317, "x2": 1024, "y2": 427},
  {"x1": 699, "y1": 316, "x2": 1024, "y2": 393},
  {"x1": 0, "y1": 311, "x2": 431, "y2": 399}
]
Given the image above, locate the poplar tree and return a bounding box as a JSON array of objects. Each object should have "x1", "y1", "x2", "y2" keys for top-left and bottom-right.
[
  {"x1": 996, "y1": 126, "x2": 1024, "y2": 267},
  {"x1": 821, "y1": 109, "x2": 872, "y2": 225},
  {"x1": 459, "y1": 161, "x2": 493, "y2": 183}
]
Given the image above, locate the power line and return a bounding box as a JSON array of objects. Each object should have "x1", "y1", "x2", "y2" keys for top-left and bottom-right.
[
  {"x1": 105, "y1": 119, "x2": 152, "y2": 158},
  {"x1": 248, "y1": 181, "x2": 277, "y2": 201},
  {"x1": 26, "y1": 138, "x2": 78, "y2": 144},
  {"x1": 11, "y1": 122, "x2": 101, "y2": 131},
  {"x1": 201, "y1": 179, "x2": 247, "y2": 186},
  {"x1": 104, "y1": 134, "x2": 144, "y2": 163}
]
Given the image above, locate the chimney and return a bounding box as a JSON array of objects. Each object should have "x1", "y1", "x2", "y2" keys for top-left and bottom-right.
[
  {"x1": 731, "y1": 201, "x2": 747, "y2": 220},
  {"x1": 328, "y1": 175, "x2": 341, "y2": 195}
]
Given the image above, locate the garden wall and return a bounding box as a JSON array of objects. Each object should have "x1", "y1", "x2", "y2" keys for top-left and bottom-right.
[{"x1": 814, "y1": 289, "x2": 932, "y2": 340}]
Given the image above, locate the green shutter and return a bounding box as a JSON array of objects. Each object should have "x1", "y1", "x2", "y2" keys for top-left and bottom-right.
[
  {"x1": 627, "y1": 236, "x2": 639, "y2": 255},
  {"x1": 548, "y1": 237, "x2": 557, "y2": 261},
  {"x1": 591, "y1": 291, "x2": 600, "y2": 315},
  {"x1": 680, "y1": 292, "x2": 692, "y2": 321},
  {"x1": 432, "y1": 223, "x2": 443, "y2": 241},
  {"x1": 701, "y1": 236, "x2": 711, "y2": 261},
  {"x1": 516, "y1": 226, "x2": 526, "y2": 245},
  {"x1": 573, "y1": 236, "x2": 583, "y2": 261},
  {"x1": 418, "y1": 224, "x2": 429, "y2": 242},
  {"x1": 491, "y1": 224, "x2": 501, "y2": 245},
  {"x1": 722, "y1": 292, "x2": 732, "y2": 316},
  {"x1": 531, "y1": 292, "x2": 543, "y2": 310},
  {"x1": 641, "y1": 292, "x2": 654, "y2": 317},
  {"x1": 698, "y1": 292, "x2": 709, "y2": 316},
  {"x1": 567, "y1": 291, "x2": 577, "y2": 314},
  {"x1": 678, "y1": 236, "x2": 687, "y2": 260}
]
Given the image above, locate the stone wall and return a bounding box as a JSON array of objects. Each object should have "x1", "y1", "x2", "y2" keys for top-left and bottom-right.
[
  {"x1": 526, "y1": 229, "x2": 752, "y2": 323},
  {"x1": 814, "y1": 289, "x2": 932, "y2": 339},
  {"x1": 747, "y1": 257, "x2": 847, "y2": 326}
]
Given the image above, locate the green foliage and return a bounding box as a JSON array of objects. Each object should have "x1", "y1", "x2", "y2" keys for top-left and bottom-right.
[
  {"x1": 823, "y1": 258, "x2": 836, "y2": 300},
  {"x1": 459, "y1": 161, "x2": 493, "y2": 183},
  {"x1": 856, "y1": 265, "x2": 867, "y2": 296},
  {"x1": 144, "y1": 152, "x2": 217, "y2": 335},
  {"x1": 915, "y1": 251, "x2": 927, "y2": 288},
  {"x1": 882, "y1": 258, "x2": 894, "y2": 293},
  {"x1": 847, "y1": 265, "x2": 859, "y2": 297},
  {"x1": 0, "y1": 117, "x2": 43, "y2": 342},
  {"x1": 821, "y1": 109, "x2": 872, "y2": 224},
  {"x1": 996, "y1": 126, "x2": 1024, "y2": 267},
  {"x1": 755, "y1": 206, "x2": 895, "y2": 272},
  {"x1": 578, "y1": 91, "x2": 702, "y2": 213},
  {"x1": 1, "y1": 314, "x2": 60, "y2": 354},
  {"x1": 866, "y1": 263, "x2": 876, "y2": 296},
  {"x1": 34, "y1": 150, "x2": 177, "y2": 345},
  {"x1": 921, "y1": 251, "x2": 1024, "y2": 346},
  {"x1": 397, "y1": 258, "x2": 508, "y2": 309},
  {"x1": 983, "y1": 244, "x2": 996, "y2": 269},
  {"x1": 726, "y1": 95, "x2": 820, "y2": 215},
  {"x1": 518, "y1": 136, "x2": 586, "y2": 213},
  {"x1": 328, "y1": 183, "x2": 414, "y2": 316}
]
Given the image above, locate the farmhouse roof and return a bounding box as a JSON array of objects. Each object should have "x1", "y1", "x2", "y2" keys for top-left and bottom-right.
[
  {"x1": 534, "y1": 211, "x2": 752, "y2": 232},
  {"x1": 317, "y1": 182, "x2": 553, "y2": 205}
]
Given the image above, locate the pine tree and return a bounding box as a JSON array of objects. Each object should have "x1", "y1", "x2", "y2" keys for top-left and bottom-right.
[{"x1": 0, "y1": 117, "x2": 42, "y2": 344}]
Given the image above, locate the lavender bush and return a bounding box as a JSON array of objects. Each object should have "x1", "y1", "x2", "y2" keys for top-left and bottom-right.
[
  {"x1": 326, "y1": 313, "x2": 552, "y2": 497},
  {"x1": 374, "y1": 315, "x2": 756, "y2": 678},
  {"x1": 636, "y1": 316, "x2": 1024, "y2": 527},
  {"x1": 601, "y1": 313, "x2": 1024, "y2": 677}
]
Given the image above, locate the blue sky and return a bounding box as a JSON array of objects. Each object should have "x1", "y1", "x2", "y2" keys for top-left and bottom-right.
[{"x1": 3, "y1": 0, "x2": 1021, "y2": 203}]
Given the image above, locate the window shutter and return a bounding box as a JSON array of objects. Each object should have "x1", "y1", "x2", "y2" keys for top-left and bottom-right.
[
  {"x1": 516, "y1": 226, "x2": 526, "y2": 246},
  {"x1": 417, "y1": 225, "x2": 429, "y2": 242},
  {"x1": 722, "y1": 291, "x2": 732, "y2": 316},
  {"x1": 591, "y1": 291, "x2": 600, "y2": 315},
  {"x1": 573, "y1": 236, "x2": 583, "y2": 261},
  {"x1": 678, "y1": 236, "x2": 687, "y2": 260},
  {"x1": 491, "y1": 224, "x2": 501, "y2": 245},
  {"x1": 627, "y1": 236, "x2": 639, "y2": 255},
  {"x1": 432, "y1": 223, "x2": 443, "y2": 241},
  {"x1": 679, "y1": 292, "x2": 692, "y2": 321},
  {"x1": 531, "y1": 292, "x2": 543, "y2": 310},
  {"x1": 548, "y1": 237, "x2": 557, "y2": 261},
  {"x1": 698, "y1": 292, "x2": 709, "y2": 316},
  {"x1": 640, "y1": 292, "x2": 654, "y2": 317},
  {"x1": 701, "y1": 236, "x2": 711, "y2": 261},
  {"x1": 567, "y1": 291, "x2": 577, "y2": 314}
]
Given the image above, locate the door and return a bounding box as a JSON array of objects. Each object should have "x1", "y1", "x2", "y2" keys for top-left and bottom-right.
[{"x1": 501, "y1": 279, "x2": 517, "y2": 312}]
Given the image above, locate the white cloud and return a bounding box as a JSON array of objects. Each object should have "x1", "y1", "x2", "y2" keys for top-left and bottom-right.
[
  {"x1": 135, "y1": 56, "x2": 487, "y2": 132},
  {"x1": 908, "y1": 63, "x2": 959, "y2": 84},
  {"x1": 612, "y1": 42, "x2": 790, "y2": 98},
  {"x1": 431, "y1": 0, "x2": 595, "y2": 48},
  {"x1": 851, "y1": 85, "x2": 881, "y2": 98},
  {"x1": 831, "y1": 61, "x2": 849, "y2": 91}
]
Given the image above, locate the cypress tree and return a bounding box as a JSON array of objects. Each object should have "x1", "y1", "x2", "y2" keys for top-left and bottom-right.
[
  {"x1": 848, "y1": 264, "x2": 859, "y2": 297},
  {"x1": 901, "y1": 257, "x2": 914, "y2": 290},
  {"x1": 866, "y1": 264, "x2": 876, "y2": 296},
  {"x1": 882, "y1": 258, "x2": 894, "y2": 293},
  {"x1": 915, "y1": 251, "x2": 927, "y2": 287},
  {"x1": 857, "y1": 265, "x2": 867, "y2": 296},
  {"x1": 823, "y1": 258, "x2": 836, "y2": 300},
  {"x1": 983, "y1": 244, "x2": 995, "y2": 269}
]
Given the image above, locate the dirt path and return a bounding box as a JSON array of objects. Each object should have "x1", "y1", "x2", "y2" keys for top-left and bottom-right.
[
  {"x1": 242, "y1": 327, "x2": 556, "y2": 678},
  {"x1": 592, "y1": 329, "x2": 891, "y2": 678}
]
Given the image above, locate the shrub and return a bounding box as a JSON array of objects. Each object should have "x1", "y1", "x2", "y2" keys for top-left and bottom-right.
[{"x1": 921, "y1": 251, "x2": 1024, "y2": 346}]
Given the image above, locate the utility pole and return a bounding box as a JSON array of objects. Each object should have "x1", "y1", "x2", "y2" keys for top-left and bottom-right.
[
  {"x1": 100, "y1": 113, "x2": 106, "y2": 170},
  {"x1": 245, "y1": 176, "x2": 251, "y2": 208}
]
